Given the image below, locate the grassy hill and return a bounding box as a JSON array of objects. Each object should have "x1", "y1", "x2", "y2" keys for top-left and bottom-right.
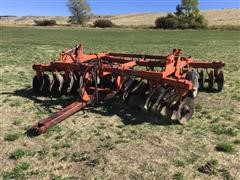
[{"x1": 1, "y1": 8, "x2": 239, "y2": 27}]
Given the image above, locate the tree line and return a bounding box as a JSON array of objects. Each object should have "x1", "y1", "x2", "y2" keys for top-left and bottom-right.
[
  {"x1": 155, "y1": 0, "x2": 207, "y2": 29},
  {"x1": 35, "y1": 0, "x2": 207, "y2": 29}
]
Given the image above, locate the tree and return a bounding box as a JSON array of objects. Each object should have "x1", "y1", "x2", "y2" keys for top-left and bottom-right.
[
  {"x1": 155, "y1": 14, "x2": 179, "y2": 29},
  {"x1": 67, "y1": 0, "x2": 91, "y2": 25},
  {"x1": 155, "y1": 0, "x2": 207, "y2": 29},
  {"x1": 177, "y1": 0, "x2": 199, "y2": 17},
  {"x1": 175, "y1": 4, "x2": 184, "y2": 17},
  {"x1": 93, "y1": 19, "x2": 115, "y2": 28}
]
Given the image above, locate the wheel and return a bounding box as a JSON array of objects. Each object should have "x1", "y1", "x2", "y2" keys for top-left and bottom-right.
[
  {"x1": 186, "y1": 70, "x2": 199, "y2": 98},
  {"x1": 208, "y1": 70, "x2": 214, "y2": 90},
  {"x1": 198, "y1": 69, "x2": 205, "y2": 90},
  {"x1": 177, "y1": 97, "x2": 194, "y2": 124},
  {"x1": 216, "y1": 70, "x2": 224, "y2": 92}
]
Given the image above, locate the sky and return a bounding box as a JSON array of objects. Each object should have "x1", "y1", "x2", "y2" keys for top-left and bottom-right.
[{"x1": 1, "y1": 0, "x2": 239, "y2": 16}]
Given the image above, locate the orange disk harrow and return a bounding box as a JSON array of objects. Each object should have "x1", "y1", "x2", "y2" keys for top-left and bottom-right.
[{"x1": 31, "y1": 44, "x2": 225, "y2": 134}]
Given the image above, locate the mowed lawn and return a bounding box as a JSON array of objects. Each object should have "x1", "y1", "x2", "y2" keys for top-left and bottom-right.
[{"x1": 0, "y1": 26, "x2": 239, "y2": 179}]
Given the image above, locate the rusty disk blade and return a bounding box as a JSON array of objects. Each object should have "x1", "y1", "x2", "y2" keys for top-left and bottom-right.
[
  {"x1": 121, "y1": 78, "x2": 135, "y2": 99},
  {"x1": 158, "y1": 88, "x2": 175, "y2": 116},
  {"x1": 70, "y1": 71, "x2": 81, "y2": 94},
  {"x1": 171, "y1": 110, "x2": 178, "y2": 120},
  {"x1": 151, "y1": 86, "x2": 168, "y2": 113},
  {"x1": 165, "y1": 93, "x2": 180, "y2": 118},
  {"x1": 50, "y1": 72, "x2": 64, "y2": 97},
  {"x1": 144, "y1": 85, "x2": 165, "y2": 112},
  {"x1": 122, "y1": 80, "x2": 139, "y2": 101},
  {"x1": 62, "y1": 72, "x2": 74, "y2": 95},
  {"x1": 32, "y1": 75, "x2": 44, "y2": 94},
  {"x1": 127, "y1": 95, "x2": 141, "y2": 108},
  {"x1": 177, "y1": 97, "x2": 194, "y2": 124},
  {"x1": 42, "y1": 74, "x2": 52, "y2": 94},
  {"x1": 186, "y1": 70, "x2": 199, "y2": 99},
  {"x1": 123, "y1": 78, "x2": 134, "y2": 92},
  {"x1": 102, "y1": 75, "x2": 115, "y2": 90}
]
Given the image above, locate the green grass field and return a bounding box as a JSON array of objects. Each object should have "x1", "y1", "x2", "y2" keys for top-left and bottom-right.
[{"x1": 0, "y1": 26, "x2": 239, "y2": 179}]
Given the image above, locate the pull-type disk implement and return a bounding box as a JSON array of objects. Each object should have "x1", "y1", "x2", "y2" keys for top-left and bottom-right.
[{"x1": 31, "y1": 44, "x2": 225, "y2": 134}]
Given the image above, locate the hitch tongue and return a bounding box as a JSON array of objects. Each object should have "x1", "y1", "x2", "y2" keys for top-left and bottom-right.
[{"x1": 30, "y1": 100, "x2": 88, "y2": 135}]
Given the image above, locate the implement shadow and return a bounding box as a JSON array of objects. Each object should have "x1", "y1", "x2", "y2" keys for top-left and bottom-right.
[
  {"x1": 1, "y1": 87, "x2": 77, "y2": 114},
  {"x1": 1, "y1": 88, "x2": 79, "y2": 137},
  {"x1": 2, "y1": 87, "x2": 177, "y2": 127},
  {"x1": 89, "y1": 97, "x2": 178, "y2": 126}
]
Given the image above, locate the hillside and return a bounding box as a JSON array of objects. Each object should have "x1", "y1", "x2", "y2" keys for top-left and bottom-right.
[{"x1": 0, "y1": 8, "x2": 239, "y2": 26}]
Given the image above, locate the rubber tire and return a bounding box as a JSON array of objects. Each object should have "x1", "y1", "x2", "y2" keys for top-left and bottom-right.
[
  {"x1": 216, "y1": 70, "x2": 224, "y2": 92},
  {"x1": 208, "y1": 70, "x2": 214, "y2": 90},
  {"x1": 198, "y1": 69, "x2": 205, "y2": 90}
]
